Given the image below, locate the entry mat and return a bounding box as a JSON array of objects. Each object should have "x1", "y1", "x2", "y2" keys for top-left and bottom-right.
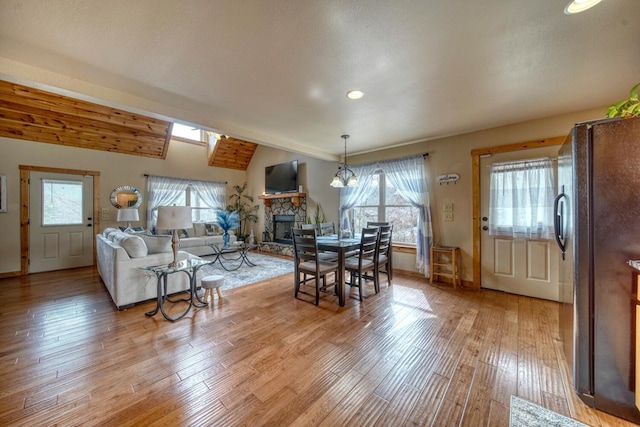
[{"x1": 510, "y1": 396, "x2": 588, "y2": 427}]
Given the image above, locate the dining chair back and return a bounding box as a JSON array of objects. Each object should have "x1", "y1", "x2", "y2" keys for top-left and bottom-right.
[
  {"x1": 292, "y1": 228, "x2": 339, "y2": 305},
  {"x1": 343, "y1": 227, "x2": 379, "y2": 301},
  {"x1": 319, "y1": 222, "x2": 336, "y2": 236},
  {"x1": 375, "y1": 224, "x2": 393, "y2": 289},
  {"x1": 366, "y1": 221, "x2": 389, "y2": 228},
  {"x1": 301, "y1": 223, "x2": 318, "y2": 232}
]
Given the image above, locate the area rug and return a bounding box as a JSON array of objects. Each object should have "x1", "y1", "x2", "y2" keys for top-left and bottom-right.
[
  {"x1": 510, "y1": 396, "x2": 587, "y2": 427},
  {"x1": 200, "y1": 252, "x2": 294, "y2": 290}
]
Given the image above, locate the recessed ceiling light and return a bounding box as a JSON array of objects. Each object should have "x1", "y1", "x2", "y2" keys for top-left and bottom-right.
[
  {"x1": 564, "y1": 0, "x2": 602, "y2": 15},
  {"x1": 346, "y1": 90, "x2": 364, "y2": 100}
]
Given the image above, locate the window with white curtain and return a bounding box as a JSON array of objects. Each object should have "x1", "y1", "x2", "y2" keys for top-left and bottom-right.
[
  {"x1": 351, "y1": 174, "x2": 420, "y2": 244},
  {"x1": 340, "y1": 155, "x2": 433, "y2": 277},
  {"x1": 146, "y1": 175, "x2": 225, "y2": 231},
  {"x1": 488, "y1": 158, "x2": 555, "y2": 239}
]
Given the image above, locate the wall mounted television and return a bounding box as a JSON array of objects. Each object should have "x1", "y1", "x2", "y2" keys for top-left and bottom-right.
[{"x1": 265, "y1": 160, "x2": 298, "y2": 194}]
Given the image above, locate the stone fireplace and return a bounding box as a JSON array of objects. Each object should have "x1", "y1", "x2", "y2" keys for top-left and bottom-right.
[{"x1": 261, "y1": 195, "x2": 307, "y2": 255}]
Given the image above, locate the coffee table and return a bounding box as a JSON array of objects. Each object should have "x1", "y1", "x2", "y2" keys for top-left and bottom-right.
[{"x1": 207, "y1": 241, "x2": 258, "y2": 271}]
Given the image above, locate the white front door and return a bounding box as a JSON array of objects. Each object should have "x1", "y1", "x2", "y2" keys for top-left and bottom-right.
[
  {"x1": 480, "y1": 146, "x2": 560, "y2": 301},
  {"x1": 29, "y1": 171, "x2": 94, "y2": 273}
]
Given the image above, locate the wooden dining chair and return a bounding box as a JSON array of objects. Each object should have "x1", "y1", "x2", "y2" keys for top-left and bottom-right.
[
  {"x1": 375, "y1": 225, "x2": 393, "y2": 290},
  {"x1": 292, "y1": 228, "x2": 340, "y2": 305},
  {"x1": 366, "y1": 221, "x2": 389, "y2": 228},
  {"x1": 301, "y1": 223, "x2": 318, "y2": 232},
  {"x1": 344, "y1": 227, "x2": 379, "y2": 301},
  {"x1": 366, "y1": 222, "x2": 393, "y2": 287},
  {"x1": 319, "y1": 222, "x2": 336, "y2": 236}
]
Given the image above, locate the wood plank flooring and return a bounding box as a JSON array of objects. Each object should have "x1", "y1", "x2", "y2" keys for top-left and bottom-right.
[{"x1": 0, "y1": 262, "x2": 638, "y2": 426}]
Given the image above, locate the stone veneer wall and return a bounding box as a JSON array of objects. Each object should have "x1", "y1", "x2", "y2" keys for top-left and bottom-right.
[
  {"x1": 263, "y1": 196, "x2": 307, "y2": 241},
  {"x1": 260, "y1": 196, "x2": 306, "y2": 256},
  {"x1": 258, "y1": 242, "x2": 294, "y2": 257}
]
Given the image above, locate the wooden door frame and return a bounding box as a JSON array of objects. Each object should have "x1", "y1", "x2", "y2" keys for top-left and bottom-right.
[
  {"x1": 19, "y1": 165, "x2": 101, "y2": 276},
  {"x1": 470, "y1": 136, "x2": 565, "y2": 289}
]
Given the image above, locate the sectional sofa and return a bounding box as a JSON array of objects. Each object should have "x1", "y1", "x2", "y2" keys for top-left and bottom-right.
[{"x1": 96, "y1": 225, "x2": 237, "y2": 309}]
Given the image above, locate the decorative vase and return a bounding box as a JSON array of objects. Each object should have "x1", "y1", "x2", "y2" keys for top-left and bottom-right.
[{"x1": 223, "y1": 231, "x2": 230, "y2": 247}]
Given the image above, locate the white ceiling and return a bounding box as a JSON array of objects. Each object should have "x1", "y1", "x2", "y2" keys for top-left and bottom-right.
[{"x1": 0, "y1": 0, "x2": 639, "y2": 161}]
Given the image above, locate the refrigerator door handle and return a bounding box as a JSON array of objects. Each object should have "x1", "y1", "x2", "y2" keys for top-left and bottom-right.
[{"x1": 554, "y1": 191, "x2": 567, "y2": 260}]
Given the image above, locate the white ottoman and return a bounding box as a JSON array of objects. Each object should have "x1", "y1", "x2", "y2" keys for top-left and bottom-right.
[{"x1": 201, "y1": 274, "x2": 224, "y2": 301}]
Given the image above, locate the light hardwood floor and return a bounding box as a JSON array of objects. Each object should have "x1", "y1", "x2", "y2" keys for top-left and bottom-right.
[{"x1": 0, "y1": 263, "x2": 638, "y2": 426}]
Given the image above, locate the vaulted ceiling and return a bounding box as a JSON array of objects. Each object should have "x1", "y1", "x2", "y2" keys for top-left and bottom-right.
[{"x1": 0, "y1": 1, "x2": 639, "y2": 161}]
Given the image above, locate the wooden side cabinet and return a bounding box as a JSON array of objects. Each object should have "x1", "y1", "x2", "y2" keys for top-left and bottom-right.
[{"x1": 430, "y1": 246, "x2": 461, "y2": 289}]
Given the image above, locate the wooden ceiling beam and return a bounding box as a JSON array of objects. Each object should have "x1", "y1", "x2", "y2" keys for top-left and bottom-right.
[{"x1": 0, "y1": 80, "x2": 172, "y2": 159}]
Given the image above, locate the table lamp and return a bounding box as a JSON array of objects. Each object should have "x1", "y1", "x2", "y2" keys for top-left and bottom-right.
[
  {"x1": 116, "y1": 208, "x2": 139, "y2": 229},
  {"x1": 156, "y1": 206, "x2": 192, "y2": 268}
]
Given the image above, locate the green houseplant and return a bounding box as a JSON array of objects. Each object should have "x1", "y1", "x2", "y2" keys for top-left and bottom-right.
[
  {"x1": 605, "y1": 83, "x2": 640, "y2": 118},
  {"x1": 226, "y1": 182, "x2": 259, "y2": 241}
]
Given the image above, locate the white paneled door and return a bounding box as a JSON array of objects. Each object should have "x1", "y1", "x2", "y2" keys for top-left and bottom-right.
[
  {"x1": 480, "y1": 147, "x2": 560, "y2": 301},
  {"x1": 29, "y1": 171, "x2": 94, "y2": 273}
]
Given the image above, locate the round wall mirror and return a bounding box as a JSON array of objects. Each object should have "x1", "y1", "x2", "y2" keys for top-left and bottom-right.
[{"x1": 110, "y1": 186, "x2": 142, "y2": 209}]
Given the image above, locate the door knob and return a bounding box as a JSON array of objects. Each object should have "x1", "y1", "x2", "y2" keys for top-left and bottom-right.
[
  {"x1": 482, "y1": 216, "x2": 488, "y2": 222},
  {"x1": 482, "y1": 226, "x2": 488, "y2": 231}
]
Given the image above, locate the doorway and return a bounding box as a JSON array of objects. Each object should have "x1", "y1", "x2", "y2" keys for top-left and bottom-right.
[
  {"x1": 479, "y1": 147, "x2": 560, "y2": 300},
  {"x1": 19, "y1": 165, "x2": 100, "y2": 275},
  {"x1": 470, "y1": 136, "x2": 564, "y2": 294}
]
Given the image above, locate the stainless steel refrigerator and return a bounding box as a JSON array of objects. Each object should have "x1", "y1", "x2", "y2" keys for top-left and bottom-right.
[{"x1": 556, "y1": 115, "x2": 640, "y2": 423}]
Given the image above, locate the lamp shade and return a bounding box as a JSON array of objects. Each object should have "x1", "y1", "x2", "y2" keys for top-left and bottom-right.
[
  {"x1": 330, "y1": 175, "x2": 345, "y2": 188},
  {"x1": 117, "y1": 208, "x2": 139, "y2": 222},
  {"x1": 157, "y1": 206, "x2": 193, "y2": 230}
]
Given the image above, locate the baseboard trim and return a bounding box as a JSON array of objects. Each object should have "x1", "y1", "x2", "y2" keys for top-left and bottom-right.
[{"x1": 0, "y1": 270, "x2": 21, "y2": 279}]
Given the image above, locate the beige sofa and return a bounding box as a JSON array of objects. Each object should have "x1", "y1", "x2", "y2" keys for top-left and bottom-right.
[
  {"x1": 96, "y1": 226, "x2": 238, "y2": 310},
  {"x1": 96, "y1": 228, "x2": 195, "y2": 310}
]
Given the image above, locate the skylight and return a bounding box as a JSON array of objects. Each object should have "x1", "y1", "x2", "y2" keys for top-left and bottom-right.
[{"x1": 172, "y1": 123, "x2": 203, "y2": 142}]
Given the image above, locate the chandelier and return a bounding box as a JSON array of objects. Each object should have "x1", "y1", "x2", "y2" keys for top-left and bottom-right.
[{"x1": 330, "y1": 135, "x2": 359, "y2": 187}]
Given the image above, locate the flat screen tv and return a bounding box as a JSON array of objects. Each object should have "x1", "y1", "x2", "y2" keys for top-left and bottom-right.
[{"x1": 265, "y1": 160, "x2": 298, "y2": 194}]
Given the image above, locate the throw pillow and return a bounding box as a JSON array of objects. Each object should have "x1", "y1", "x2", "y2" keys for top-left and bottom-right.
[
  {"x1": 140, "y1": 233, "x2": 172, "y2": 254},
  {"x1": 111, "y1": 231, "x2": 148, "y2": 258},
  {"x1": 193, "y1": 222, "x2": 206, "y2": 237},
  {"x1": 205, "y1": 223, "x2": 222, "y2": 236},
  {"x1": 103, "y1": 227, "x2": 120, "y2": 240}
]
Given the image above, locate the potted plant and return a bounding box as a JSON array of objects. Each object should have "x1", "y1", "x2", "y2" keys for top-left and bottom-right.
[
  {"x1": 313, "y1": 203, "x2": 325, "y2": 224},
  {"x1": 216, "y1": 210, "x2": 239, "y2": 247},
  {"x1": 605, "y1": 83, "x2": 640, "y2": 118},
  {"x1": 226, "y1": 182, "x2": 259, "y2": 241}
]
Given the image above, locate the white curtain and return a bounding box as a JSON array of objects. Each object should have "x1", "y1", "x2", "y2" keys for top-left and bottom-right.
[
  {"x1": 489, "y1": 158, "x2": 555, "y2": 239},
  {"x1": 339, "y1": 155, "x2": 433, "y2": 277},
  {"x1": 146, "y1": 175, "x2": 225, "y2": 231},
  {"x1": 380, "y1": 155, "x2": 433, "y2": 275},
  {"x1": 146, "y1": 176, "x2": 190, "y2": 231},
  {"x1": 190, "y1": 180, "x2": 226, "y2": 212},
  {"x1": 338, "y1": 162, "x2": 379, "y2": 234}
]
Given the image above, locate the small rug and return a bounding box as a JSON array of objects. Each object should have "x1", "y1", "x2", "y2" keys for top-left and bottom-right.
[
  {"x1": 510, "y1": 396, "x2": 587, "y2": 427},
  {"x1": 200, "y1": 252, "x2": 294, "y2": 290}
]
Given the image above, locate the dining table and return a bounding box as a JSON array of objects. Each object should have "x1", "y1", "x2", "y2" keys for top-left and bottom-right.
[{"x1": 316, "y1": 235, "x2": 361, "y2": 306}]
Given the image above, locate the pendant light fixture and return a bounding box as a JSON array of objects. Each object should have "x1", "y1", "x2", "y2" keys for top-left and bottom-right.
[{"x1": 330, "y1": 134, "x2": 359, "y2": 188}]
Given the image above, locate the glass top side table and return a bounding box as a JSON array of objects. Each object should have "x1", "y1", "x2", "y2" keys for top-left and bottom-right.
[{"x1": 141, "y1": 258, "x2": 212, "y2": 321}]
